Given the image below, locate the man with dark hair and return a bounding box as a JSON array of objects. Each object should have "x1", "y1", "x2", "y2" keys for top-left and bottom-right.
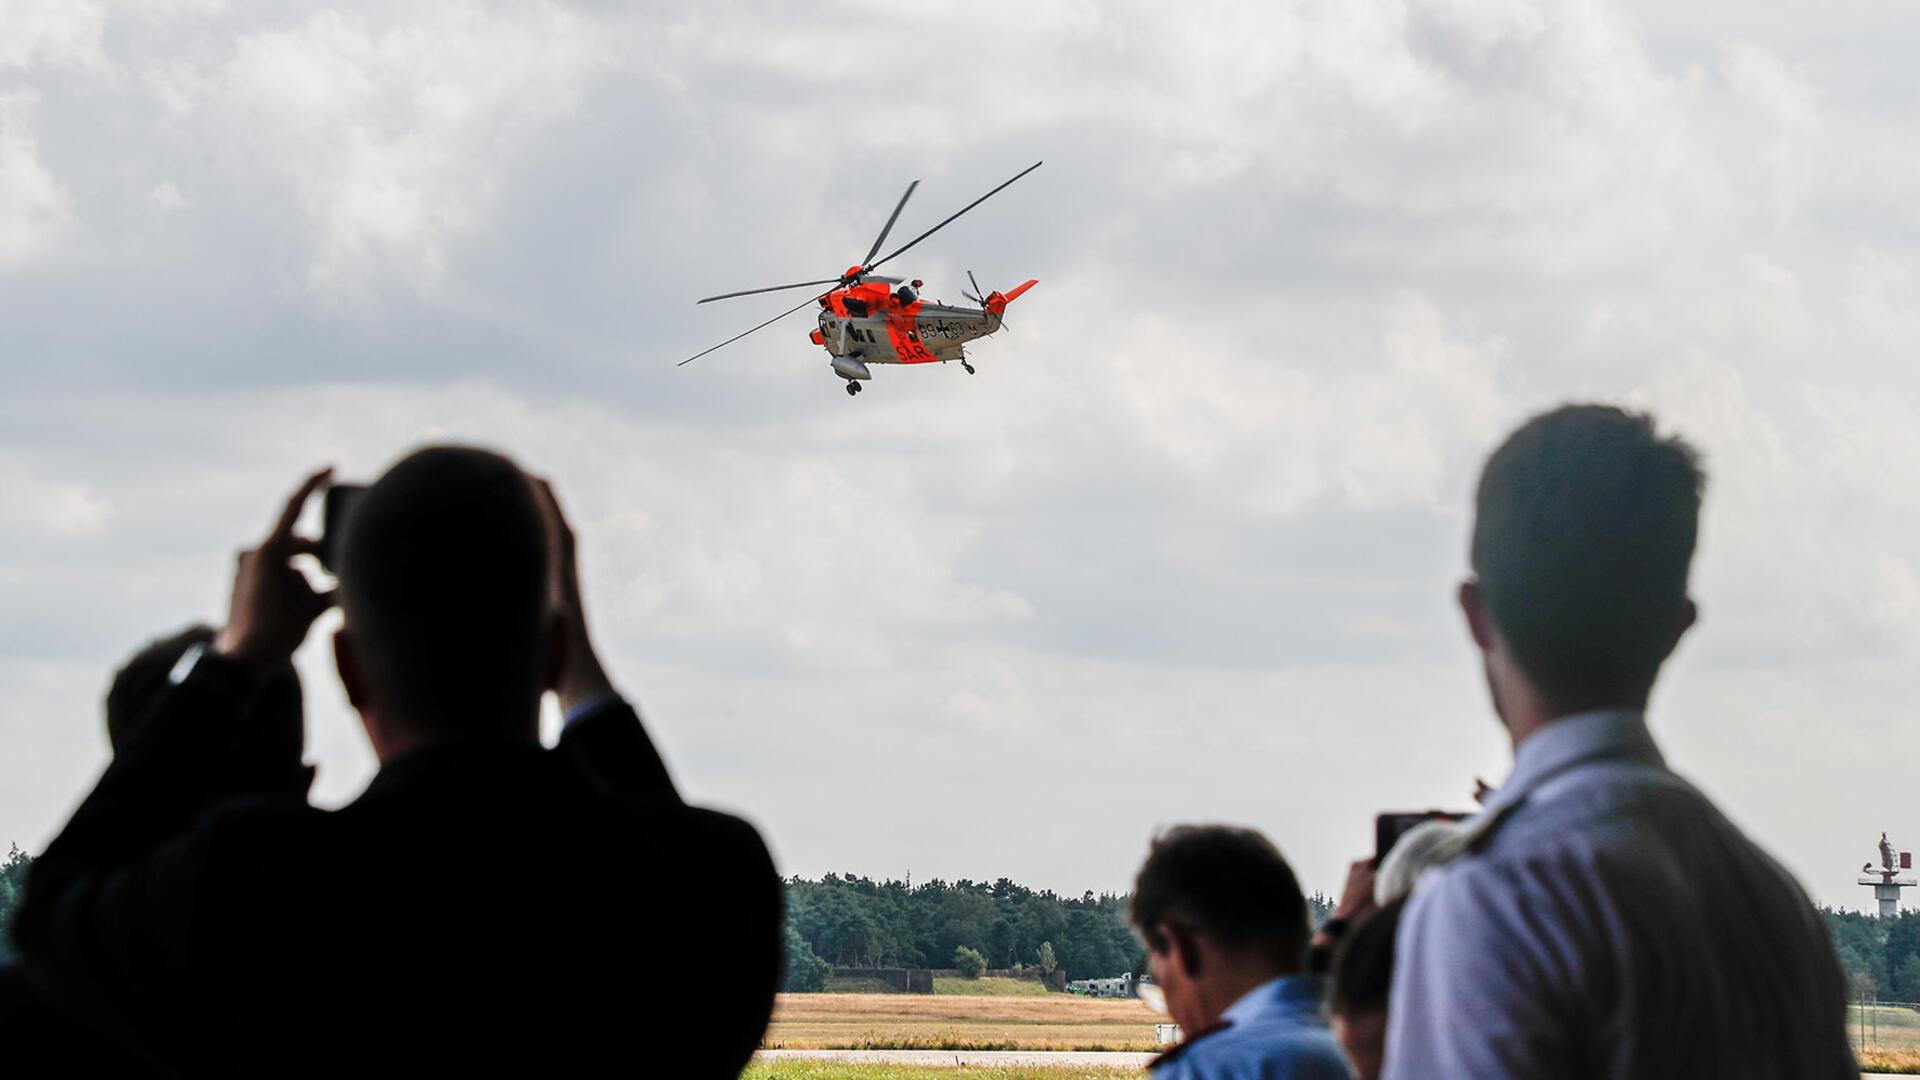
[
  {"x1": 1327, "y1": 900, "x2": 1402, "y2": 1080},
  {"x1": 6, "y1": 448, "x2": 782, "y2": 1077},
  {"x1": 1129, "y1": 826, "x2": 1349, "y2": 1080},
  {"x1": 1383, "y1": 405, "x2": 1854, "y2": 1078}
]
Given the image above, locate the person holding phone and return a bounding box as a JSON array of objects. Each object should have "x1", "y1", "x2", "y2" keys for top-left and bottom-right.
[
  {"x1": 1382, "y1": 406, "x2": 1854, "y2": 1079},
  {"x1": 7, "y1": 447, "x2": 782, "y2": 1077}
]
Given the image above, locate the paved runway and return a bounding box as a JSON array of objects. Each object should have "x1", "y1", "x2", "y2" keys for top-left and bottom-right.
[{"x1": 757, "y1": 1048, "x2": 1157, "y2": 1068}]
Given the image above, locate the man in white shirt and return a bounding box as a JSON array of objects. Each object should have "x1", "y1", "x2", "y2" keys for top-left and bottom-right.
[{"x1": 1383, "y1": 404, "x2": 1856, "y2": 1079}]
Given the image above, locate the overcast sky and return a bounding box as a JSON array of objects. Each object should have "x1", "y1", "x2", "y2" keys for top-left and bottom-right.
[{"x1": 4, "y1": 0, "x2": 1919, "y2": 909}]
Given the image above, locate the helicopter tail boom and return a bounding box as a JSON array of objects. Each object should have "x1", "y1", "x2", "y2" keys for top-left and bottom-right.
[{"x1": 983, "y1": 279, "x2": 1038, "y2": 316}]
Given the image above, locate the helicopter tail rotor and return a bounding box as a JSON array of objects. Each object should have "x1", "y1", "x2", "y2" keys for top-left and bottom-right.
[{"x1": 963, "y1": 270, "x2": 987, "y2": 306}]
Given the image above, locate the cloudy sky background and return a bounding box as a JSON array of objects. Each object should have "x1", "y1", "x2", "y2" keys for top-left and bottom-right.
[{"x1": 4, "y1": 0, "x2": 1919, "y2": 908}]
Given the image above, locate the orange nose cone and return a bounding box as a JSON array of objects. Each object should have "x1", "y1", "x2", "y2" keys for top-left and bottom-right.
[
  {"x1": 844, "y1": 266, "x2": 864, "y2": 279},
  {"x1": 809, "y1": 329, "x2": 825, "y2": 345}
]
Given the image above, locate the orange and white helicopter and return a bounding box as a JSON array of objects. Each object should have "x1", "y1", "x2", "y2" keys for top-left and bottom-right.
[{"x1": 681, "y1": 162, "x2": 1042, "y2": 397}]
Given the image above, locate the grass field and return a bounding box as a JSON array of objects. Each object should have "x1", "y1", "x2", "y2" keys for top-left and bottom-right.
[
  {"x1": 763, "y1": 993, "x2": 1162, "y2": 1052},
  {"x1": 934, "y1": 977, "x2": 1055, "y2": 997},
  {"x1": 761, "y1": 992, "x2": 1920, "y2": 1074},
  {"x1": 1852, "y1": 1003, "x2": 1920, "y2": 1072}
]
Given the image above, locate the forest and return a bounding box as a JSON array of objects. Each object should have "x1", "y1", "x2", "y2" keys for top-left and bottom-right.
[
  {"x1": 1826, "y1": 907, "x2": 1920, "y2": 1002},
  {"x1": 781, "y1": 872, "x2": 1335, "y2": 992}
]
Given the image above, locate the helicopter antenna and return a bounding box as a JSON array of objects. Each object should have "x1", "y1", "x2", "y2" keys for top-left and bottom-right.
[
  {"x1": 678, "y1": 290, "x2": 831, "y2": 366},
  {"x1": 864, "y1": 160, "x2": 1042, "y2": 274}
]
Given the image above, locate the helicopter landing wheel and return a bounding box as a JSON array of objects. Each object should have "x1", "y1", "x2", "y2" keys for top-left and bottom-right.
[
  {"x1": 845, "y1": 381, "x2": 861, "y2": 396},
  {"x1": 962, "y1": 361, "x2": 976, "y2": 375}
]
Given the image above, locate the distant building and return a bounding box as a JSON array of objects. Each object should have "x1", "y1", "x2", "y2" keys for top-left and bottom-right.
[{"x1": 1069, "y1": 973, "x2": 1135, "y2": 998}]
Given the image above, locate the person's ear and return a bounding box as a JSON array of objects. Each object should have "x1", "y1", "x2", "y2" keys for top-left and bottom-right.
[
  {"x1": 1661, "y1": 598, "x2": 1698, "y2": 660},
  {"x1": 1459, "y1": 579, "x2": 1496, "y2": 650},
  {"x1": 333, "y1": 626, "x2": 369, "y2": 710},
  {"x1": 545, "y1": 613, "x2": 568, "y2": 693}
]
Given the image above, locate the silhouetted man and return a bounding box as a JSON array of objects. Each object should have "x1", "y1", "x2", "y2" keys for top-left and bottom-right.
[
  {"x1": 7, "y1": 448, "x2": 781, "y2": 1077},
  {"x1": 1383, "y1": 406, "x2": 1854, "y2": 1078},
  {"x1": 1130, "y1": 826, "x2": 1349, "y2": 1080}
]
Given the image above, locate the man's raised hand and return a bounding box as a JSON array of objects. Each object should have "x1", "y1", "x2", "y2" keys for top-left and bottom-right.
[
  {"x1": 212, "y1": 468, "x2": 338, "y2": 666},
  {"x1": 534, "y1": 478, "x2": 613, "y2": 712}
]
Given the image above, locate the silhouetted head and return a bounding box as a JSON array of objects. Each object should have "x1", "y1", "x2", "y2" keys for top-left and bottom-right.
[
  {"x1": 1466, "y1": 404, "x2": 1703, "y2": 718},
  {"x1": 1328, "y1": 899, "x2": 1404, "y2": 1080},
  {"x1": 108, "y1": 624, "x2": 311, "y2": 790},
  {"x1": 334, "y1": 446, "x2": 553, "y2": 755},
  {"x1": 1130, "y1": 826, "x2": 1309, "y2": 1035}
]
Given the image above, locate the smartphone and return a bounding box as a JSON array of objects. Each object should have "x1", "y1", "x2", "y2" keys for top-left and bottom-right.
[
  {"x1": 316, "y1": 483, "x2": 366, "y2": 574},
  {"x1": 1374, "y1": 810, "x2": 1468, "y2": 867}
]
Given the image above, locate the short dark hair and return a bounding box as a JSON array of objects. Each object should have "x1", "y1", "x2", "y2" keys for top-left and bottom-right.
[
  {"x1": 1129, "y1": 826, "x2": 1310, "y2": 966},
  {"x1": 1329, "y1": 898, "x2": 1404, "y2": 1016},
  {"x1": 108, "y1": 625, "x2": 306, "y2": 788},
  {"x1": 1471, "y1": 404, "x2": 1704, "y2": 706},
  {"x1": 338, "y1": 446, "x2": 550, "y2": 736}
]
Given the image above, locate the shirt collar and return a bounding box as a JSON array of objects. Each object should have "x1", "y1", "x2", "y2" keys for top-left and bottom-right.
[
  {"x1": 1484, "y1": 708, "x2": 1663, "y2": 814},
  {"x1": 1221, "y1": 974, "x2": 1326, "y2": 1027},
  {"x1": 364, "y1": 738, "x2": 545, "y2": 797}
]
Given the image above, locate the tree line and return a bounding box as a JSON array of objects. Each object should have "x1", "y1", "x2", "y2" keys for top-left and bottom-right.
[
  {"x1": 781, "y1": 872, "x2": 1337, "y2": 993},
  {"x1": 0, "y1": 846, "x2": 29, "y2": 962},
  {"x1": 782, "y1": 873, "x2": 1141, "y2": 992},
  {"x1": 1825, "y1": 907, "x2": 1920, "y2": 1002},
  {"x1": 3, "y1": 844, "x2": 1352, "y2": 990}
]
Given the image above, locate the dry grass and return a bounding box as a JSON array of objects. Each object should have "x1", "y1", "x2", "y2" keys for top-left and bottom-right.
[
  {"x1": 763, "y1": 993, "x2": 1163, "y2": 1052},
  {"x1": 934, "y1": 977, "x2": 1055, "y2": 998},
  {"x1": 1860, "y1": 1048, "x2": 1920, "y2": 1074}
]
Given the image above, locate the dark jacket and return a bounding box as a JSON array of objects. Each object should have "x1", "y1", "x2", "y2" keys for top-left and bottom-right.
[{"x1": 10, "y1": 629, "x2": 781, "y2": 1077}]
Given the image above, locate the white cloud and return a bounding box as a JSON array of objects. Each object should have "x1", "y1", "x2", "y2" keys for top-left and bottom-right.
[
  {"x1": 0, "y1": 458, "x2": 113, "y2": 539},
  {"x1": 146, "y1": 179, "x2": 186, "y2": 212},
  {"x1": 1110, "y1": 293, "x2": 1510, "y2": 516},
  {"x1": 1722, "y1": 42, "x2": 1819, "y2": 134},
  {"x1": 0, "y1": 0, "x2": 108, "y2": 72},
  {"x1": 0, "y1": 91, "x2": 70, "y2": 267},
  {"x1": 202, "y1": 5, "x2": 615, "y2": 296}
]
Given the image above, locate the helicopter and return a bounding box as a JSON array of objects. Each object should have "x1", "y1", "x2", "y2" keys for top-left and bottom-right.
[{"x1": 681, "y1": 161, "x2": 1042, "y2": 397}]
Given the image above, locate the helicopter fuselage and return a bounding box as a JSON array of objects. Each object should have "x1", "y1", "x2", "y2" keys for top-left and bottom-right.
[
  {"x1": 810, "y1": 279, "x2": 1034, "y2": 382},
  {"x1": 812, "y1": 299, "x2": 1002, "y2": 378}
]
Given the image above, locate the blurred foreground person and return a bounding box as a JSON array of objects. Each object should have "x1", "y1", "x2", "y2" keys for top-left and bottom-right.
[
  {"x1": 1130, "y1": 826, "x2": 1350, "y2": 1080},
  {"x1": 7, "y1": 448, "x2": 781, "y2": 1077},
  {"x1": 1384, "y1": 405, "x2": 1854, "y2": 1078},
  {"x1": 1327, "y1": 900, "x2": 1403, "y2": 1080}
]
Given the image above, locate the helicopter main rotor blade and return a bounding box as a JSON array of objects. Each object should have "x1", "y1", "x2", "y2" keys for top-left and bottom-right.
[
  {"x1": 863, "y1": 180, "x2": 919, "y2": 268},
  {"x1": 679, "y1": 291, "x2": 829, "y2": 366},
  {"x1": 865, "y1": 161, "x2": 1042, "y2": 275},
  {"x1": 697, "y1": 278, "x2": 844, "y2": 305}
]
